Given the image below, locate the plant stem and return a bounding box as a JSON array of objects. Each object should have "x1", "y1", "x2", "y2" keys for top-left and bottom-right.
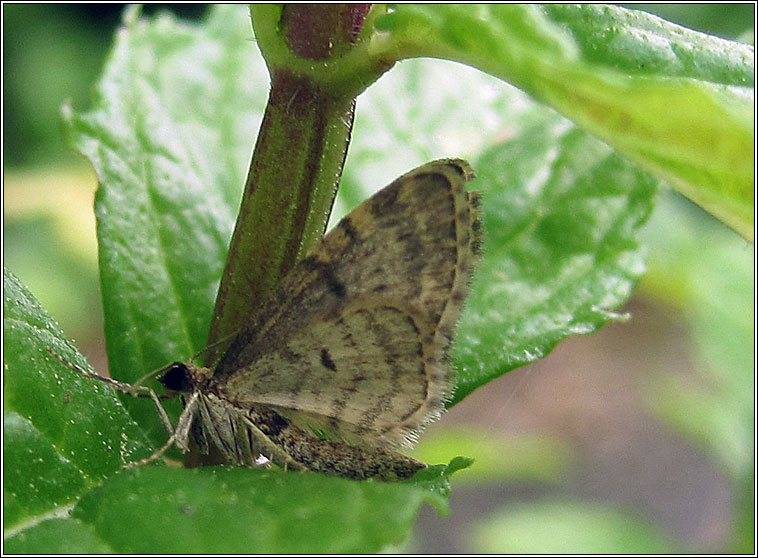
[
  {"x1": 206, "y1": 5, "x2": 372, "y2": 363},
  {"x1": 194, "y1": 5, "x2": 373, "y2": 467}
]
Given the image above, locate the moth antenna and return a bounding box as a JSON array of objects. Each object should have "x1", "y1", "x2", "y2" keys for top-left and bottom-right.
[
  {"x1": 131, "y1": 362, "x2": 182, "y2": 390},
  {"x1": 188, "y1": 329, "x2": 243, "y2": 367}
]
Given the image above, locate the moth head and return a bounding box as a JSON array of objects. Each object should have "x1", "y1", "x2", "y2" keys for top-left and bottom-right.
[{"x1": 157, "y1": 362, "x2": 195, "y2": 394}]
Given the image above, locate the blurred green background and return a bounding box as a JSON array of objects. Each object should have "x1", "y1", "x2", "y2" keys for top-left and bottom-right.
[{"x1": 3, "y1": 4, "x2": 754, "y2": 554}]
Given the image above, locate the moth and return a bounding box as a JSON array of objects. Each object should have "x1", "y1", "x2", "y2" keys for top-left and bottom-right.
[{"x1": 54, "y1": 159, "x2": 482, "y2": 481}]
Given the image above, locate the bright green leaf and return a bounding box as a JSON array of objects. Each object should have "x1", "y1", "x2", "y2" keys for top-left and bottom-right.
[
  {"x1": 453, "y1": 117, "x2": 658, "y2": 403},
  {"x1": 3, "y1": 518, "x2": 114, "y2": 554},
  {"x1": 4, "y1": 412, "x2": 87, "y2": 527},
  {"x1": 60, "y1": 5, "x2": 269, "y2": 444},
  {"x1": 375, "y1": 4, "x2": 754, "y2": 240}
]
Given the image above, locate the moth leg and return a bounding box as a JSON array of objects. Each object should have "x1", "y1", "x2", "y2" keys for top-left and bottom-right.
[
  {"x1": 228, "y1": 411, "x2": 257, "y2": 466},
  {"x1": 125, "y1": 384, "x2": 174, "y2": 438},
  {"x1": 196, "y1": 395, "x2": 237, "y2": 461},
  {"x1": 46, "y1": 348, "x2": 175, "y2": 437},
  {"x1": 124, "y1": 392, "x2": 200, "y2": 468},
  {"x1": 238, "y1": 413, "x2": 306, "y2": 473},
  {"x1": 190, "y1": 406, "x2": 209, "y2": 455}
]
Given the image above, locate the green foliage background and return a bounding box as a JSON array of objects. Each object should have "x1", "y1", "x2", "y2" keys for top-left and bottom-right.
[{"x1": 3, "y1": 4, "x2": 754, "y2": 554}]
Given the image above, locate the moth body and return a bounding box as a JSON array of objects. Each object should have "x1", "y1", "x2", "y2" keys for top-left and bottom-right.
[{"x1": 157, "y1": 361, "x2": 426, "y2": 480}]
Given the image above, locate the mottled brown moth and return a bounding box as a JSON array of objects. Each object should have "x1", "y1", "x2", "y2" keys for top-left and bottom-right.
[{"x1": 55, "y1": 159, "x2": 482, "y2": 481}]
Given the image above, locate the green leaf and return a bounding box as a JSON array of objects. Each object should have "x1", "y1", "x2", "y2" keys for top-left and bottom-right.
[
  {"x1": 3, "y1": 518, "x2": 114, "y2": 554},
  {"x1": 452, "y1": 117, "x2": 658, "y2": 403},
  {"x1": 472, "y1": 499, "x2": 682, "y2": 553},
  {"x1": 408, "y1": 456, "x2": 473, "y2": 505},
  {"x1": 61, "y1": 5, "x2": 270, "y2": 445},
  {"x1": 3, "y1": 268, "x2": 152, "y2": 533},
  {"x1": 375, "y1": 4, "x2": 754, "y2": 240},
  {"x1": 336, "y1": 59, "x2": 534, "y2": 218},
  {"x1": 70, "y1": 463, "x2": 465, "y2": 553}
]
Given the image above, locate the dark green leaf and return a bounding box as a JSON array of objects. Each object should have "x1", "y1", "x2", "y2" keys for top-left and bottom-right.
[
  {"x1": 71, "y1": 463, "x2": 466, "y2": 553},
  {"x1": 3, "y1": 268, "x2": 152, "y2": 533}
]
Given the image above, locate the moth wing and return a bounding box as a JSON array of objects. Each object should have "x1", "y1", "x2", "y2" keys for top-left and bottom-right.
[{"x1": 212, "y1": 159, "x2": 481, "y2": 448}]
